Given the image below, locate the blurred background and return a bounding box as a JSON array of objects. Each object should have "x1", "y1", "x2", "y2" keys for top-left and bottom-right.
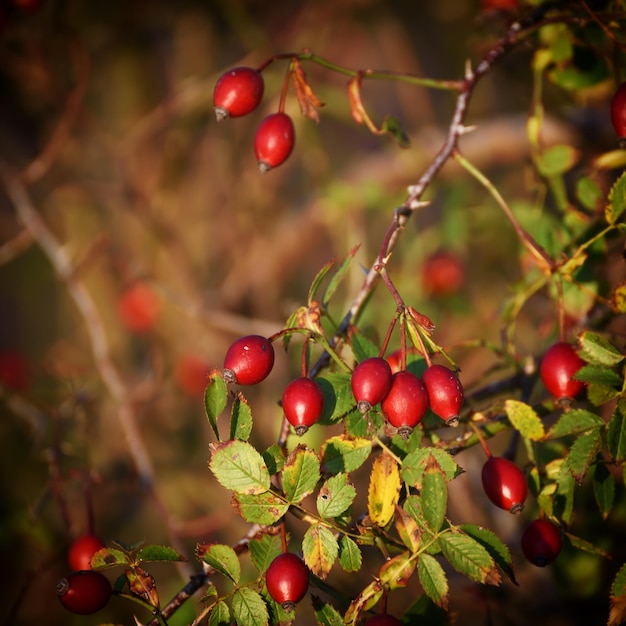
[{"x1": 0, "y1": 0, "x2": 624, "y2": 624}]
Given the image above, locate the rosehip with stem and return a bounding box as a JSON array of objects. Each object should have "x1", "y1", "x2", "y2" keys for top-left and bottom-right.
[
  {"x1": 351, "y1": 357, "x2": 393, "y2": 413},
  {"x1": 539, "y1": 341, "x2": 585, "y2": 407},
  {"x1": 481, "y1": 456, "x2": 527, "y2": 514},
  {"x1": 213, "y1": 66, "x2": 264, "y2": 121},
  {"x1": 282, "y1": 376, "x2": 324, "y2": 436},
  {"x1": 381, "y1": 370, "x2": 429, "y2": 438},
  {"x1": 611, "y1": 81, "x2": 626, "y2": 143},
  {"x1": 57, "y1": 570, "x2": 112, "y2": 615},
  {"x1": 265, "y1": 552, "x2": 309, "y2": 610},
  {"x1": 521, "y1": 518, "x2": 562, "y2": 567},
  {"x1": 68, "y1": 534, "x2": 105, "y2": 571},
  {"x1": 422, "y1": 364, "x2": 464, "y2": 427},
  {"x1": 254, "y1": 112, "x2": 295, "y2": 173},
  {"x1": 223, "y1": 335, "x2": 274, "y2": 386}
]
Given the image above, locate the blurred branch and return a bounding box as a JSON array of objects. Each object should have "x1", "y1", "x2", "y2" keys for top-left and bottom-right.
[{"x1": 0, "y1": 228, "x2": 33, "y2": 265}]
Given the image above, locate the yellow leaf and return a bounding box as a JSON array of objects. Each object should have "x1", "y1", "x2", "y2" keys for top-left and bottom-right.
[{"x1": 368, "y1": 451, "x2": 400, "y2": 527}]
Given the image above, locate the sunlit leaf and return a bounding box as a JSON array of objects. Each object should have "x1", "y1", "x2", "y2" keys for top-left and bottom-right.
[
  {"x1": 439, "y1": 532, "x2": 500, "y2": 585},
  {"x1": 547, "y1": 408, "x2": 604, "y2": 439},
  {"x1": 368, "y1": 451, "x2": 401, "y2": 527},
  {"x1": 574, "y1": 365, "x2": 622, "y2": 388},
  {"x1": 204, "y1": 370, "x2": 228, "y2": 441},
  {"x1": 249, "y1": 533, "x2": 283, "y2": 573},
  {"x1": 302, "y1": 523, "x2": 338, "y2": 579},
  {"x1": 421, "y1": 454, "x2": 448, "y2": 532},
  {"x1": 317, "y1": 473, "x2": 356, "y2": 519},
  {"x1": 321, "y1": 435, "x2": 372, "y2": 474},
  {"x1": 378, "y1": 551, "x2": 416, "y2": 589},
  {"x1": 209, "y1": 600, "x2": 230, "y2": 626},
  {"x1": 505, "y1": 399, "x2": 545, "y2": 441},
  {"x1": 209, "y1": 440, "x2": 270, "y2": 495},
  {"x1": 281, "y1": 444, "x2": 321, "y2": 504},
  {"x1": 317, "y1": 373, "x2": 356, "y2": 425},
  {"x1": 401, "y1": 448, "x2": 461, "y2": 489},
  {"x1": 231, "y1": 588, "x2": 269, "y2": 626},
  {"x1": 230, "y1": 392, "x2": 252, "y2": 441},
  {"x1": 395, "y1": 504, "x2": 421, "y2": 553},
  {"x1": 338, "y1": 535, "x2": 362, "y2": 573},
  {"x1": 578, "y1": 331, "x2": 624, "y2": 367},
  {"x1": 312, "y1": 597, "x2": 345, "y2": 626},
  {"x1": 232, "y1": 492, "x2": 289, "y2": 525},
  {"x1": 91, "y1": 548, "x2": 130, "y2": 570},
  {"x1": 564, "y1": 429, "x2": 602, "y2": 484},
  {"x1": 460, "y1": 524, "x2": 516, "y2": 585},
  {"x1": 197, "y1": 543, "x2": 240, "y2": 583},
  {"x1": 136, "y1": 545, "x2": 186, "y2": 563},
  {"x1": 418, "y1": 553, "x2": 449, "y2": 609}
]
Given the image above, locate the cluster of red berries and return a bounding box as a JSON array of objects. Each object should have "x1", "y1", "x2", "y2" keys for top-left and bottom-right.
[
  {"x1": 213, "y1": 67, "x2": 295, "y2": 172},
  {"x1": 57, "y1": 534, "x2": 111, "y2": 615}
]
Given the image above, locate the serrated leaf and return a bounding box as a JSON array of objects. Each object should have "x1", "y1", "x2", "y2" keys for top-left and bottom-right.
[
  {"x1": 368, "y1": 451, "x2": 401, "y2": 527},
  {"x1": 574, "y1": 365, "x2": 622, "y2": 388},
  {"x1": 204, "y1": 370, "x2": 228, "y2": 441},
  {"x1": 548, "y1": 408, "x2": 605, "y2": 439},
  {"x1": 317, "y1": 373, "x2": 356, "y2": 425},
  {"x1": 578, "y1": 331, "x2": 624, "y2": 367},
  {"x1": 317, "y1": 473, "x2": 357, "y2": 519},
  {"x1": 607, "y1": 171, "x2": 626, "y2": 225},
  {"x1": 593, "y1": 461, "x2": 615, "y2": 520},
  {"x1": 262, "y1": 443, "x2": 286, "y2": 475},
  {"x1": 608, "y1": 400, "x2": 626, "y2": 462},
  {"x1": 232, "y1": 492, "x2": 289, "y2": 525},
  {"x1": 421, "y1": 455, "x2": 448, "y2": 532},
  {"x1": 345, "y1": 408, "x2": 384, "y2": 438},
  {"x1": 537, "y1": 144, "x2": 579, "y2": 177},
  {"x1": 379, "y1": 551, "x2": 416, "y2": 590},
  {"x1": 564, "y1": 532, "x2": 611, "y2": 558},
  {"x1": 281, "y1": 445, "x2": 321, "y2": 504},
  {"x1": 343, "y1": 579, "x2": 384, "y2": 626},
  {"x1": 126, "y1": 566, "x2": 159, "y2": 607},
  {"x1": 350, "y1": 331, "x2": 382, "y2": 362},
  {"x1": 136, "y1": 545, "x2": 186, "y2": 563},
  {"x1": 229, "y1": 392, "x2": 252, "y2": 441},
  {"x1": 418, "y1": 553, "x2": 449, "y2": 609},
  {"x1": 90, "y1": 548, "x2": 130, "y2": 569},
  {"x1": 209, "y1": 440, "x2": 270, "y2": 495},
  {"x1": 231, "y1": 588, "x2": 269, "y2": 626},
  {"x1": 302, "y1": 523, "x2": 338, "y2": 579},
  {"x1": 321, "y1": 435, "x2": 372, "y2": 474},
  {"x1": 322, "y1": 244, "x2": 361, "y2": 307},
  {"x1": 460, "y1": 524, "x2": 517, "y2": 585},
  {"x1": 395, "y1": 504, "x2": 421, "y2": 552},
  {"x1": 564, "y1": 429, "x2": 602, "y2": 484},
  {"x1": 197, "y1": 544, "x2": 240, "y2": 583},
  {"x1": 249, "y1": 533, "x2": 283, "y2": 573},
  {"x1": 587, "y1": 382, "x2": 620, "y2": 407},
  {"x1": 401, "y1": 448, "x2": 461, "y2": 489},
  {"x1": 439, "y1": 532, "x2": 500, "y2": 585},
  {"x1": 505, "y1": 399, "x2": 545, "y2": 441},
  {"x1": 609, "y1": 564, "x2": 626, "y2": 626},
  {"x1": 209, "y1": 600, "x2": 230, "y2": 626},
  {"x1": 338, "y1": 535, "x2": 362, "y2": 573},
  {"x1": 312, "y1": 597, "x2": 345, "y2": 626}
]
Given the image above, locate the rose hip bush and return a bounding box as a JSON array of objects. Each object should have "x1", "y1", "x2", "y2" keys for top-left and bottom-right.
[{"x1": 2, "y1": 2, "x2": 626, "y2": 625}]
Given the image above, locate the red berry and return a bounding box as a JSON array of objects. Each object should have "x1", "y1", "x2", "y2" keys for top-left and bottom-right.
[
  {"x1": 385, "y1": 347, "x2": 419, "y2": 375},
  {"x1": 118, "y1": 283, "x2": 161, "y2": 334},
  {"x1": 254, "y1": 112, "x2": 295, "y2": 173},
  {"x1": 421, "y1": 250, "x2": 465, "y2": 297},
  {"x1": 265, "y1": 552, "x2": 309, "y2": 610},
  {"x1": 57, "y1": 570, "x2": 112, "y2": 615},
  {"x1": 481, "y1": 456, "x2": 527, "y2": 514},
  {"x1": 282, "y1": 377, "x2": 324, "y2": 436},
  {"x1": 422, "y1": 364, "x2": 464, "y2": 426},
  {"x1": 539, "y1": 341, "x2": 586, "y2": 407},
  {"x1": 363, "y1": 615, "x2": 403, "y2": 626},
  {"x1": 175, "y1": 353, "x2": 210, "y2": 396},
  {"x1": 213, "y1": 66, "x2": 264, "y2": 121},
  {"x1": 223, "y1": 335, "x2": 274, "y2": 386},
  {"x1": 351, "y1": 357, "x2": 393, "y2": 413},
  {"x1": 611, "y1": 81, "x2": 626, "y2": 141},
  {"x1": 68, "y1": 534, "x2": 105, "y2": 571},
  {"x1": 521, "y1": 518, "x2": 562, "y2": 567},
  {"x1": 381, "y1": 371, "x2": 429, "y2": 438}
]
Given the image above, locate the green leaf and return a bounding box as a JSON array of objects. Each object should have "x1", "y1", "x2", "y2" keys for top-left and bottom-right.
[
  {"x1": 350, "y1": 331, "x2": 381, "y2": 362},
  {"x1": 395, "y1": 504, "x2": 421, "y2": 553},
  {"x1": 322, "y1": 244, "x2": 361, "y2": 307},
  {"x1": 574, "y1": 365, "x2": 622, "y2": 388},
  {"x1": 308, "y1": 257, "x2": 335, "y2": 307},
  {"x1": 593, "y1": 461, "x2": 615, "y2": 520},
  {"x1": 611, "y1": 561, "x2": 626, "y2": 596},
  {"x1": 548, "y1": 408, "x2": 605, "y2": 439},
  {"x1": 317, "y1": 473, "x2": 357, "y2": 519},
  {"x1": 587, "y1": 382, "x2": 621, "y2": 407},
  {"x1": 564, "y1": 532, "x2": 611, "y2": 559},
  {"x1": 90, "y1": 548, "x2": 130, "y2": 569},
  {"x1": 608, "y1": 400, "x2": 626, "y2": 462},
  {"x1": 302, "y1": 523, "x2": 339, "y2": 580},
  {"x1": 262, "y1": 443, "x2": 286, "y2": 475},
  {"x1": 379, "y1": 551, "x2": 416, "y2": 590},
  {"x1": 229, "y1": 392, "x2": 253, "y2": 442},
  {"x1": 537, "y1": 144, "x2": 579, "y2": 177},
  {"x1": 421, "y1": 455, "x2": 448, "y2": 532},
  {"x1": 204, "y1": 370, "x2": 228, "y2": 441},
  {"x1": 249, "y1": 533, "x2": 283, "y2": 573},
  {"x1": 321, "y1": 435, "x2": 372, "y2": 474},
  {"x1": 439, "y1": 532, "x2": 500, "y2": 585},
  {"x1": 345, "y1": 408, "x2": 384, "y2": 438},
  {"x1": 555, "y1": 461, "x2": 576, "y2": 525},
  {"x1": 418, "y1": 553, "x2": 449, "y2": 609},
  {"x1": 232, "y1": 492, "x2": 289, "y2": 525},
  {"x1": 317, "y1": 373, "x2": 356, "y2": 424},
  {"x1": 504, "y1": 399, "x2": 545, "y2": 441},
  {"x1": 281, "y1": 444, "x2": 321, "y2": 504},
  {"x1": 564, "y1": 429, "x2": 602, "y2": 484},
  {"x1": 313, "y1": 599, "x2": 345, "y2": 626},
  {"x1": 382, "y1": 114, "x2": 411, "y2": 148},
  {"x1": 460, "y1": 524, "x2": 516, "y2": 585},
  {"x1": 209, "y1": 440, "x2": 270, "y2": 495},
  {"x1": 198, "y1": 544, "x2": 240, "y2": 583},
  {"x1": 578, "y1": 332, "x2": 624, "y2": 367},
  {"x1": 607, "y1": 171, "x2": 626, "y2": 225},
  {"x1": 576, "y1": 176, "x2": 602, "y2": 211},
  {"x1": 338, "y1": 535, "x2": 362, "y2": 573},
  {"x1": 231, "y1": 588, "x2": 269, "y2": 626},
  {"x1": 136, "y1": 545, "x2": 186, "y2": 563},
  {"x1": 208, "y1": 600, "x2": 230, "y2": 626},
  {"x1": 401, "y1": 448, "x2": 461, "y2": 489}
]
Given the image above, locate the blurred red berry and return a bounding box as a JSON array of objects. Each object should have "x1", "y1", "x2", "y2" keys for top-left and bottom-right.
[
  {"x1": 421, "y1": 251, "x2": 465, "y2": 297},
  {"x1": 175, "y1": 353, "x2": 210, "y2": 396},
  {"x1": 118, "y1": 283, "x2": 161, "y2": 334}
]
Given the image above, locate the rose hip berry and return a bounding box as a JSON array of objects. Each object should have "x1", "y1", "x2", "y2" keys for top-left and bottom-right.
[
  {"x1": 481, "y1": 456, "x2": 527, "y2": 514},
  {"x1": 282, "y1": 377, "x2": 324, "y2": 436},
  {"x1": 68, "y1": 534, "x2": 105, "y2": 571},
  {"x1": 539, "y1": 341, "x2": 586, "y2": 407},
  {"x1": 422, "y1": 364, "x2": 464, "y2": 427},
  {"x1": 363, "y1": 615, "x2": 403, "y2": 626},
  {"x1": 381, "y1": 370, "x2": 429, "y2": 438},
  {"x1": 521, "y1": 518, "x2": 562, "y2": 567},
  {"x1": 351, "y1": 357, "x2": 393, "y2": 413},
  {"x1": 213, "y1": 66, "x2": 264, "y2": 121},
  {"x1": 223, "y1": 335, "x2": 274, "y2": 386},
  {"x1": 57, "y1": 570, "x2": 112, "y2": 615},
  {"x1": 254, "y1": 112, "x2": 295, "y2": 173},
  {"x1": 611, "y1": 81, "x2": 626, "y2": 142},
  {"x1": 265, "y1": 552, "x2": 309, "y2": 610}
]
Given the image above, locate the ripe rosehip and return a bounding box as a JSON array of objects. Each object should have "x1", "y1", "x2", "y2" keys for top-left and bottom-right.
[
  {"x1": 213, "y1": 66, "x2": 264, "y2": 121},
  {"x1": 363, "y1": 615, "x2": 403, "y2": 626},
  {"x1": 254, "y1": 112, "x2": 295, "y2": 173},
  {"x1": 118, "y1": 283, "x2": 161, "y2": 334},
  {"x1": 381, "y1": 370, "x2": 429, "y2": 438},
  {"x1": 57, "y1": 570, "x2": 112, "y2": 615},
  {"x1": 351, "y1": 357, "x2": 393, "y2": 413},
  {"x1": 385, "y1": 347, "x2": 420, "y2": 374},
  {"x1": 421, "y1": 250, "x2": 465, "y2": 297},
  {"x1": 422, "y1": 364, "x2": 464, "y2": 426},
  {"x1": 611, "y1": 81, "x2": 626, "y2": 141},
  {"x1": 68, "y1": 534, "x2": 105, "y2": 571},
  {"x1": 539, "y1": 341, "x2": 586, "y2": 407},
  {"x1": 481, "y1": 456, "x2": 527, "y2": 514},
  {"x1": 223, "y1": 335, "x2": 274, "y2": 385},
  {"x1": 282, "y1": 377, "x2": 324, "y2": 436},
  {"x1": 266, "y1": 552, "x2": 309, "y2": 610},
  {"x1": 521, "y1": 518, "x2": 562, "y2": 567}
]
